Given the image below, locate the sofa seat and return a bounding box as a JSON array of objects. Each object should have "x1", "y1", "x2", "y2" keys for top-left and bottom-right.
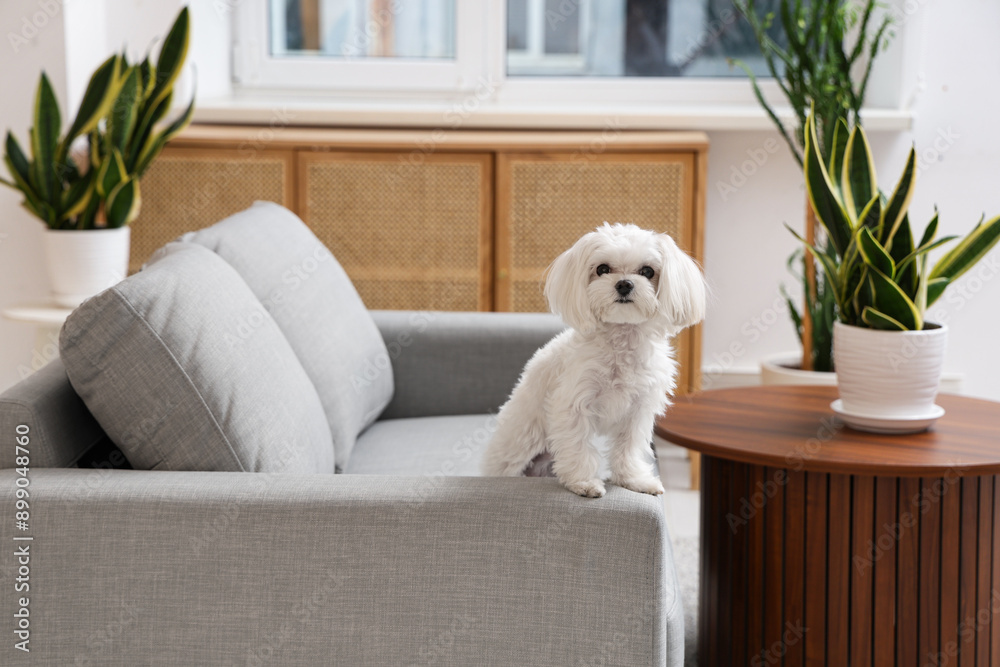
[{"x1": 347, "y1": 414, "x2": 495, "y2": 476}]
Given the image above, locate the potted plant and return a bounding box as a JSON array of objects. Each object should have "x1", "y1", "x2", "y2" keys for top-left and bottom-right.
[
  {"x1": 1, "y1": 7, "x2": 193, "y2": 308},
  {"x1": 795, "y1": 110, "x2": 1000, "y2": 432},
  {"x1": 732, "y1": 0, "x2": 893, "y2": 379}
]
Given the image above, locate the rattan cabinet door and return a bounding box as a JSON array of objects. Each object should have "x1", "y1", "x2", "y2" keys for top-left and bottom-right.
[
  {"x1": 496, "y1": 152, "x2": 696, "y2": 312},
  {"x1": 495, "y1": 151, "x2": 699, "y2": 392},
  {"x1": 298, "y1": 151, "x2": 493, "y2": 311},
  {"x1": 133, "y1": 147, "x2": 295, "y2": 274}
]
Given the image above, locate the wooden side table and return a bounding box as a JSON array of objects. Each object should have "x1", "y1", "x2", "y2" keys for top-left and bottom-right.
[{"x1": 655, "y1": 385, "x2": 1000, "y2": 667}]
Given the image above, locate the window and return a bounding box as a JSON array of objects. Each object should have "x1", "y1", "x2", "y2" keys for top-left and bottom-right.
[
  {"x1": 231, "y1": 0, "x2": 903, "y2": 119},
  {"x1": 507, "y1": 0, "x2": 590, "y2": 75},
  {"x1": 269, "y1": 0, "x2": 456, "y2": 59},
  {"x1": 506, "y1": 0, "x2": 776, "y2": 78},
  {"x1": 234, "y1": 0, "x2": 485, "y2": 92}
]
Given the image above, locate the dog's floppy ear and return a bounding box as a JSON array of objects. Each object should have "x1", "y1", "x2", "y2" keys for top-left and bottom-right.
[
  {"x1": 544, "y1": 234, "x2": 599, "y2": 334},
  {"x1": 656, "y1": 233, "x2": 706, "y2": 332}
]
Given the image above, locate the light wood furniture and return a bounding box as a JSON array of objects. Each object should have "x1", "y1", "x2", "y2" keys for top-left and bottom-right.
[
  {"x1": 297, "y1": 150, "x2": 493, "y2": 311},
  {"x1": 656, "y1": 385, "x2": 1000, "y2": 667},
  {"x1": 136, "y1": 126, "x2": 708, "y2": 399},
  {"x1": 133, "y1": 145, "x2": 294, "y2": 275}
]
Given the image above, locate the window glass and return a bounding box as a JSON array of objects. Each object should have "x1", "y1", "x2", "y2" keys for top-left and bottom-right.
[
  {"x1": 507, "y1": 0, "x2": 784, "y2": 77},
  {"x1": 270, "y1": 0, "x2": 456, "y2": 59}
]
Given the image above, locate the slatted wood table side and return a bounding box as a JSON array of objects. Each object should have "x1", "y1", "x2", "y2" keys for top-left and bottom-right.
[{"x1": 655, "y1": 385, "x2": 1000, "y2": 667}]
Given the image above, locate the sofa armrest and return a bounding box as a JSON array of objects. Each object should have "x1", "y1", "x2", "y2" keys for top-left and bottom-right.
[
  {"x1": 371, "y1": 310, "x2": 566, "y2": 420},
  {"x1": 0, "y1": 359, "x2": 107, "y2": 469},
  {"x1": 1, "y1": 469, "x2": 681, "y2": 666}
]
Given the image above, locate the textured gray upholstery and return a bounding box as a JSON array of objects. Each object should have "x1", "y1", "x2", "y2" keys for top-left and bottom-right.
[
  {"x1": 348, "y1": 414, "x2": 497, "y2": 476},
  {"x1": 183, "y1": 201, "x2": 393, "y2": 470},
  {"x1": 0, "y1": 359, "x2": 104, "y2": 469},
  {"x1": 0, "y1": 469, "x2": 683, "y2": 666},
  {"x1": 0, "y1": 203, "x2": 686, "y2": 665},
  {"x1": 59, "y1": 243, "x2": 335, "y2": 473},
  {"x1": 371, "y1": 310, "x2": 565, "y2": 419}
]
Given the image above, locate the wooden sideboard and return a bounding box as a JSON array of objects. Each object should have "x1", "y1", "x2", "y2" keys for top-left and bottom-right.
[{"x1": 136, "y1": 126, "x2": 708, "y2": 393}]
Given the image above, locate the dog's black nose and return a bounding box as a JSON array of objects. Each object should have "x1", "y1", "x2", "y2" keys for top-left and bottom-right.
[{"x1": 616, "y1": 280, "x2": 634, "y2": 296}]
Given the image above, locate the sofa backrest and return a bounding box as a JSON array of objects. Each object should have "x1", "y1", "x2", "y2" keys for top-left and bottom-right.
[
  {"x1": 59, "y1": 242, "x2": 337, "y2": 474},
  {"x1": 0, "y1": 359, "x2": 109, "y2": 469},
  {"x1": 181, "y1": 202, "x2": 393, "y2": 471},
  {"x1": 1, "y1": 202, "x2": 396, "y2": 473},
  {"x1": 372, "y1": 310, "x2": 566, "y2": 420}
]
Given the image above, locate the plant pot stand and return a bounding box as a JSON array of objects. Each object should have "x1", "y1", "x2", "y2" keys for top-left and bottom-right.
[
  {"x1": 656, "y1": 385, "x2": 1000, "y2": 666},
  {"x1": 2, "y1": 304, "x2": 74, "y2": 377}
]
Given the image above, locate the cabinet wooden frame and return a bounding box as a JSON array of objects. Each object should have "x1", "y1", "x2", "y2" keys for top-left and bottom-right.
[
  {"x1": 296, "y1": 150, "x2": 495, "y2": 311},
  {"x1": 138, "y1": 126, "x2": 708, "y2": 394},
  {"x1": 495, "y1": 150, "x2": 704, "y2": 394},
  {"x1": 131, "y1": 145, "x2": 296, "y2": 274}
]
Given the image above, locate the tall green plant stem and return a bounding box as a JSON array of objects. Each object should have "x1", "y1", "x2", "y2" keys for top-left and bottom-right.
[
  {"x1": 802, "y1": 200, "x2": 817, "y2": 369},
  {"x1": 732, "y1": 0, "x2": 894, "y2": 372}
]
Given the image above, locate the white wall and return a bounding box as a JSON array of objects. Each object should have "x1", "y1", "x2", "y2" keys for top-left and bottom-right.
[
  {"x1": 0, "y1": 0, "x2": 226, "y2": 391},
  {"x1": 2, "y1": 0, "x2": 999, "y2": 400},
  {"x1": 903, "y1": 0, "x2": 1000, "y2": 401},
  {"x1": 0, "y1": 0, "x2": 69, "y2": 389},
  {"x1": 701, "y1": 0, "x2": 1000, "y2": 401}
]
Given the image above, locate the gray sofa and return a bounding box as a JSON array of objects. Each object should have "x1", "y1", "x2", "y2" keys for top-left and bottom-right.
[{"x1": 0, "y1": 202, "x2": 684, "y2": 665}]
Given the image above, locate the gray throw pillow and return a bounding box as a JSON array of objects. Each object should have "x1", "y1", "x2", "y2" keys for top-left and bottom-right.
[
  {"x1": 60, "y1": 242, "x2": 335, "y2": 473},
  {"x1": 182, "y1": 201, "x2": 393, "y2": 472}
]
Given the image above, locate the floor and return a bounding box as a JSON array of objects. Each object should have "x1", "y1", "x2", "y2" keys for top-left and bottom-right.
[
  {"x1": 655, "y1": 437, "x2": 700, "y2": 667},
  {"x1": 655, "y1": 437, "x2": 700, "y2": 538}
]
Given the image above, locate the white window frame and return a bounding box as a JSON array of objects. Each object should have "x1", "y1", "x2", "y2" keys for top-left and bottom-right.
[
  {"x1": 506, "y1": 0, "x2": 589, "y2": 76},
  {"x1": 233, "y1": 0, "x2": 488, "y2": 92},
  {"x1": 225, "y1": 0, "x2": 915, "y2": 127}
]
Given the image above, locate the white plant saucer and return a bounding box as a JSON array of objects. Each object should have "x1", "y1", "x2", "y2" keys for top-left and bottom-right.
[{"x1": 830, "y1": 400, "x2": 946, "y2": 435}]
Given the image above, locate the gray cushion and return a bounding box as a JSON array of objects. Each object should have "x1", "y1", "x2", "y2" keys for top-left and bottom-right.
[
  {"x1": 346, "y1": 414, "x2": 496, "y2": 476},
  {"x1": 183, "y1": 201, "x2": 393, "y2": 472},
  {"x1": 0, "y1": 359, "x2": 107, "y2": 469},
  {"x1": 59, "y1": 242, "x2": 334, "y2": 473},
  {"x1": 371, "y1": 310, "x2": 565, "y2": 420}
]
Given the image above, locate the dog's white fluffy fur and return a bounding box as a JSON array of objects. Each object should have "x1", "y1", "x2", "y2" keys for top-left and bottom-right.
[{"x1": 481, "y1": 223, "x2": 707, "y2": 498}]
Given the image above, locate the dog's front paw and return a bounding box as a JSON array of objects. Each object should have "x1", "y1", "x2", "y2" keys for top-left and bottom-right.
[
  {"x1": 618, "y1": 477, "x2": 665, "y2": 496},
  {"x1": 564, "y1": 479, "x2": 606, "y2": 498}
]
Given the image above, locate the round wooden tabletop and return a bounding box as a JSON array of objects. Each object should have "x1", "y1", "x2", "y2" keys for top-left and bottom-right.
[{"x1": 655, "y1": 385, "x2": 1000, "y2": 476}]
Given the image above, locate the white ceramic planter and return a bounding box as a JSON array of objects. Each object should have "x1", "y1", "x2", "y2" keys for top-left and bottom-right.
[
  {"x1": 43, "y1": 227, "x2": 130, "y2": 308},
  {"x1": 760, "y1": 352, "x2": 837, "y2": 386},
  {"x1": 833, "y1": 321, "x2": 948, "y2": 419}
]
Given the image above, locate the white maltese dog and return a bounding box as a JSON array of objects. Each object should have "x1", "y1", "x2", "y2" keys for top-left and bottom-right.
[{"x1": 481, "y1": 223, "x2": 706, "y2": 498}]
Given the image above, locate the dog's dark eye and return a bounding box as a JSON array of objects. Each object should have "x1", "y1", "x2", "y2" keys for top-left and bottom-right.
[
  {"x1": 639, "y1": 266, "x2": 655, "y2": 280},
  {"x1": 596, "y1": 264, "x2": 611, "y2": 276}
]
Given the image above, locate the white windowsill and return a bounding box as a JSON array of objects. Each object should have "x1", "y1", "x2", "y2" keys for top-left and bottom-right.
[{"x1": 191, "y1": 95, "x2": 915, "y2": 133}]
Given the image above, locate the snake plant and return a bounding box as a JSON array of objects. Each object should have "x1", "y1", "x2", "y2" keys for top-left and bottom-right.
[
  {"x1": 794, "y1": 110, "x2": 1000, "y2": 331},
  {"x1": 1, "y1": 7, "x2": 193, "y2": 230},
  {"x1": 732, "y1": 0, "x2": 892, "y2": 166},
  {"x1": 732, "y1": 0, "x2": 894, "y2": 370}
]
